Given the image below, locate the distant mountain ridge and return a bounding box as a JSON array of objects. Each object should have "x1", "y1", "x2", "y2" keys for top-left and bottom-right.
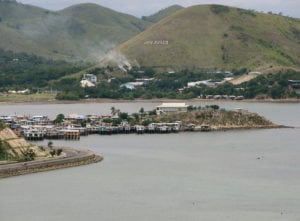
[
  {"x1": 0, "y1": 1, "x2": 152, "y2": 61},
  {"x1": 1, "y1": 2, "x2": 300, "y2": 72},
  {"x1": 116, "y1": 5, "x2": 300, "y2": 71}
]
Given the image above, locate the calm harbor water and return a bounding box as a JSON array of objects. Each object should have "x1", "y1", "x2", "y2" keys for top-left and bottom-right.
[{"x1": 1, "y1": 101, "x2": 300, "y2": 221}]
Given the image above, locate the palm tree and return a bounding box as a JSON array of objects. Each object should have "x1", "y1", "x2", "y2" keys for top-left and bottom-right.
[
  {"x1": 111, "y1": 106, "x2": 116, "y2": 116},
  {"x1": 139, "y1": 107, "x2": 145, "y2": 120}
]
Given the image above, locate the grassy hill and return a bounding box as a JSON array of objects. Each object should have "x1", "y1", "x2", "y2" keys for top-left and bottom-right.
[
  {"x1": 116, "y1": 5, "x2": 300, "y2": 71},
  {"x1": 0, "y1": 1, "x2": 152, "y2": 61},
  {"x1": 153, "y1": 109, "x2": 277, "y2": 130},
  {"x1": 0, "y1": 125, "x2": 49, "y2": 162},
  {"x1": 142, "y1": 5, "x2": 184, "y2": 23}
]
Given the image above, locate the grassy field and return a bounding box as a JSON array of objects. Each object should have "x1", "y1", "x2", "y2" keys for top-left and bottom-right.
[{"x1": 0, "y1": 93, "x2": 56, "y2": 103}]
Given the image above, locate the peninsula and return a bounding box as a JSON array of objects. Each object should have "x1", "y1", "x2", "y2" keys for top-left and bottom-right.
[{"x1": 0, "y1": 104, "x2": 289, "y2": 177}]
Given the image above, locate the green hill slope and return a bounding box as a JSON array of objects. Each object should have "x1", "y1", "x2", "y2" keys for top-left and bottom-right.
[
  {"x1": 142, "y1": 5, "x2": 184, "y2": 23},
  {"x1": 0, "y1": 1, "x2": 152, "y2": 61},
  {"x1": 116, "y1": 5, "x2": 300, "y2": 71}
]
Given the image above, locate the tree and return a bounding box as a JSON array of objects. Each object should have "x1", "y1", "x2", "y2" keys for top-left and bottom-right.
[
  {"x1": 56, "y1": 149, "x2": 63, "y2": 156},
  {"x1": 50, "y1": 149, "x2": 56, "y2": 157},
  {"x1": 139, "y1": 107, "x2": 145, "y2": 119},
  {"x1": 110, "y1": 106, "x2": 116, "y2": 115},
  {"x1": 139, "y1": 107, "x2": 145, "y2": 115},
  {"x1": 54, "y1": 114, "x2": 65, "y2": 124},
  {"x1": 48, "y1": 141, "x2": 53, "y2": 149},
  {"x1": 20, "y1": 148, "x2": 36, "y2": 161},
  {"x1": 132, "y1": 113, "x2": 139, "y2": 121},
  {"x1": 187, "y1": 105, "x2": 195, "y2": 111},
  {"x1": 210, "y1": 105, "x2": 220, "y2": 110},
  {"x1": 102, "y1": 118, "x2": 113, "y2": 124},
  {"x1": 118, "y1": 112, "x2": 129, "y2": 120}
]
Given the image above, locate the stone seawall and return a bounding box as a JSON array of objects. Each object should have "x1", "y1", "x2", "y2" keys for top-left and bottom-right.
[{"x1": 0, "y1": 147, "x2": 103, "y2": 178}]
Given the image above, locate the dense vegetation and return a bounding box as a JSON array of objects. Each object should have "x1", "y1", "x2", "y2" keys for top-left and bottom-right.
[
  {"x1": 182, "y1": 70, "x2": 300, "y2": 99},
  {"x1": 0, "y1": 49, "x2": 90, "y2": 91},
  {"x1": 54, "y1": 67, "x2": 300, "y2": 100},
  {"x1": 1, "y1": 49, "x2": 298, "y2": 100}
]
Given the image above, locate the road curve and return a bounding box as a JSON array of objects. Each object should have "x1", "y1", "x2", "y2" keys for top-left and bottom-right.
[{"x1": 0, "y1": 147, "x2": 103, "y2": 178}]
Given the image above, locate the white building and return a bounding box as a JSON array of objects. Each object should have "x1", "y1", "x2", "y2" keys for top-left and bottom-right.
[
  {"x1": 80, "y1": 79, "x2": 95, "y2": 88},
  {"x1": 120, "y1": 82, "x2": 144, "y2": 90},
  {"x1": 83, "y1": 74, "x2": 97, "y2": 83},
  {"x1": 80, "y1": 74, "x2": 97, "y2": 88},
  {"x1": 156, "y1": 103, "x2": 189, "y2": 115}
]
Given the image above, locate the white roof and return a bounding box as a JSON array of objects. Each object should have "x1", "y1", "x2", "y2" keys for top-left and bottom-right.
[
  {"x1": 157, "y1": 103, "x2": 189, "y2": 108},
  {"x1": 80, "y1": 79, "x2": 95, "y2": 87},
  {"x1": 68, "y1": 113, "x2": 80, "y2": 119}
]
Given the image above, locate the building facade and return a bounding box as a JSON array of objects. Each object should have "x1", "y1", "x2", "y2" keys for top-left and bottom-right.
[{"x1": 156, "y1": 103, "x2": 189, "y2": 115}]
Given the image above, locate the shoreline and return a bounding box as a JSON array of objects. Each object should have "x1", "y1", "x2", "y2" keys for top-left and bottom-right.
[
  {"x1": 0, "y1": 97, "x2": 300, "y2": 105},
  {"x1": 212, "y1": 124, "x2": 292, "y2": 131},
  {"x1": 0, "y1": 124, "x2": 293, "y2": 178},
  {"x1": 0, "y1": 147, "x2": 103, "y2": 178}
]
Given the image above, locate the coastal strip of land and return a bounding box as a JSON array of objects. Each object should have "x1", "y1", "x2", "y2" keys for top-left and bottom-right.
[{"x1": 0, "y1": 147, "x2": 102, "y2": 178}]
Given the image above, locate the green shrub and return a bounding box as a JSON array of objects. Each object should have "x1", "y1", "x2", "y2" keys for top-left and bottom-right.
[
  {"x1": 211, "y1": 5, "x2": 230, "y2": 14},
  {"x1": 50, "y1": 149, "x2": 56, "y2": 157},
  {"x1": 56, "y1": 149, "x2": 63, "y2": 156},
  {"x1": 21, "y1": 148, "x2": 36, "y2": 161}
]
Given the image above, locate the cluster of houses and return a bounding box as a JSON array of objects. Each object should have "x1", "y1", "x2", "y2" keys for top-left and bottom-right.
[
  {"x1": 1, "y1": 103, "x2": 209, "y2": 140},
  {"x1": 187, "y1": 77, "x2": 234, "y2": 88},
  {"x1": 80, "y1": 73, "x2": 155, "y2": 90},
  {"x1": 198, "y1": 95, "x2": 245, "y2": 100},
  {"x1": 79, "y1": 70, "x2": 237, "y2": 93}
]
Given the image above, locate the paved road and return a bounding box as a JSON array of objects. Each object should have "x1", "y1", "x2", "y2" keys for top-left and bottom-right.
[{"x1": 0, "y1": 147, "x2": 97, "y2": 173}]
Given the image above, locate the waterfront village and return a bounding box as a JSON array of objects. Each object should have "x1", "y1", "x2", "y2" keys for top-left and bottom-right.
[{"x1": 0, "y1": 103, "x2": 243, "y2": 141}]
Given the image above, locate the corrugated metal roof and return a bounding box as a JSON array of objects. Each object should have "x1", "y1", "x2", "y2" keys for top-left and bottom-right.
[{"x1": 158, "y1": 103, "x2": 188, "y2": 108}]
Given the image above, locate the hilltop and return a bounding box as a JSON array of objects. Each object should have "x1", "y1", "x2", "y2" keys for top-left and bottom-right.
[
  {"x1": 0, "y1": 1, "x2": 152, "y2": 61},
  {"x1": 116, "y1": 5, "x2": 300, "y2": 71},
  {"x1": 142, "y1": 5, "x2": 184, "y2": 23}
]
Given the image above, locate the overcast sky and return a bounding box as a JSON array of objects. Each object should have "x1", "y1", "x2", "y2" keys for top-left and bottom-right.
[{"x1": 18, "y1": 0, "x2": 300, "y2": 18}]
